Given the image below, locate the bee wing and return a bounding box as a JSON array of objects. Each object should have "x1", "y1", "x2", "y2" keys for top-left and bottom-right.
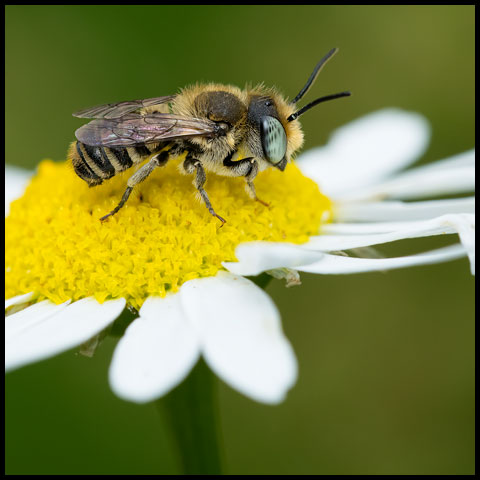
[
  {"x1": 75, "y1": 113, "x2": 218, "y2": 147},
  {"x1": 72, "y1": 96, "x2": 176, "y2": 119}
]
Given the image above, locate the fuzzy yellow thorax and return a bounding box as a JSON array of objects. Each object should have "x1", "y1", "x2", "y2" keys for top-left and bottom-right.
[{"x1": 5, "y1": 158, "x2": 331, "y2": 310}]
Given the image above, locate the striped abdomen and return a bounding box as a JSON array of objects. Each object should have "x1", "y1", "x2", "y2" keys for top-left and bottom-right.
[{"x1": 69, "y1": 142, "x2": 162, "y2": 187}]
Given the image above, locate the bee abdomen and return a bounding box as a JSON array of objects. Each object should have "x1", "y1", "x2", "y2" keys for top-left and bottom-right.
[
  {"x1": 69, "y1": 142, "x2": 105, "y2": 186},
  {"x1": 69, "y1": 142, "x2": 160, "y2": 187}
]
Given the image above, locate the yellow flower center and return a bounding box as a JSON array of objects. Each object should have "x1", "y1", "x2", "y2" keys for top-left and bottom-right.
[{"x1": 6, "y1": 158, "x2": 331, "y2": 309}]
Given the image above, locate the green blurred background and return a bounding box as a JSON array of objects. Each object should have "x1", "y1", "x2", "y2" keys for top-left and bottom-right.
[{"x1": 5, "y1": 5, "x2": 474, "y2": 475}]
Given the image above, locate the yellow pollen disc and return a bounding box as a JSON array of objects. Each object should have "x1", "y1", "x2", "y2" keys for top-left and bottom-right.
[{"x1": 5, "y1": 158, "x2": 332, "y2": 310}]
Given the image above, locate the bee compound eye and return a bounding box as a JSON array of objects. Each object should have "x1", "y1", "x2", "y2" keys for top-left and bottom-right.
[{"x1": 260, "y1": 116, "x2": 287, "y2": 165}]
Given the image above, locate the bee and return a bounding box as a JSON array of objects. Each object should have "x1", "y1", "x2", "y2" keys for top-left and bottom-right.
[{"x1": 69, "y1": 47, "x2": 350, "y2": 224}]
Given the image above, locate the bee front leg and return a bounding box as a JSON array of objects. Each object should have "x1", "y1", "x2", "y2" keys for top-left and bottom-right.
[
  {"x1": 183, "y1": 154, "x2": 226, "y2": 225},
  {"x1": 244, "y1": 159, "x2": 270, "y2": 207},
  {"x1": 223, "y1": 156, "x2": 269, "y2": 207},
  {"x1": 100, "y1": 150, "x2": 169, "y2": 222}
]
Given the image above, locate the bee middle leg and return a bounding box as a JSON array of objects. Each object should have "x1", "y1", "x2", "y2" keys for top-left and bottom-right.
[
  {"x1": 183, "y1": 154, "x2": 226, "y2": 225},
  {"x1": 100, "y1": 150, "x2": 169, "y2": 222}
]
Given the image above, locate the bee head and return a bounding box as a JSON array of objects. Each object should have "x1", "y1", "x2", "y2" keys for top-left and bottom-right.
[
  {"x1": 246, "y1": 49, "x2": 350, "y2": 171},
  {"x1": 247, "y1": 95, "x2": 288, "y2": 170}
]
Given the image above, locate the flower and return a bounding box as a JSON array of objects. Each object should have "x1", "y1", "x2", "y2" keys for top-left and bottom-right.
[{"x1": 5, "y1": 109, "x2": 475, "y2": 405}]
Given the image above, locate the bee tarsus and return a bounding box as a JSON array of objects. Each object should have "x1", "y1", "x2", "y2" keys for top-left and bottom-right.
[
  {"x1": 100, "y1": 151, "x2": 169, "y2": 221},
  {"x1": 100, "y1": 186, "x2": 134, "y2": 222},
  {"x1": 183, "y1": 153, "x2": 226, "y2": 225},
  {"x1": 255, "y1": 198, "x2": 270, "y2": 208}
]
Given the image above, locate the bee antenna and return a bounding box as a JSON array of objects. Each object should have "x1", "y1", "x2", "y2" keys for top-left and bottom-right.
[
  {"x1": 287, "y1": 91, "x2": 351, "y2": 122},
  {"x1": 290, "y1": 48, "x2": 339, "y2": 105}
]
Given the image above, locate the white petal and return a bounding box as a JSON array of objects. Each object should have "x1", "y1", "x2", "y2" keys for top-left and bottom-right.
[
  {"x1": 5, "y1": 292, "x2": 34, "y2": 310},
  {"x1": 5, "y1": 165, "x2": 32, "y2": 216},
  {"x1": 410, "y1": 149, "x2": 474, "y2": 171},
  {"x1": 109, "y1": 295, "x2": 200, "y2": 404},
  {"x1": 337, "y1": 150, "x2": 475, "y2": 202},
  {"x1": 355, "y1": 167, "x2": 474, "y2": 201},
  {"x1": 5, "y1": 299, "x2": 70, "y2": 342},
  {"x1": 5, "y1": 297, "x2": 126, "y2": 372},
  {"x1": 296, "y1": 109, "x2": 430, "y2": 197},
  {"x1": 297, "y1": 244, "x2": 468, "y2": 275},
  {"x1": 452, "y1": 215, "x2": 475, "y2": 275},
  {"x1": 222, "y1": 242, "x2": 324, "y2": 276},
  {"x1": 180, "y1": 272, "x2": 297, "y2": 404},
  {"x1": 334, "y1": 197, "x2": 475, "y2": 222},
  {"x1": 306, "y1": 214, "x2": 475, "y2": 253}
]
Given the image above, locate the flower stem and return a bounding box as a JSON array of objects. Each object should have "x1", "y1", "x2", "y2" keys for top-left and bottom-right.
[{"x1": 156, "y1": 358, "x2": 223, "y2": 475}]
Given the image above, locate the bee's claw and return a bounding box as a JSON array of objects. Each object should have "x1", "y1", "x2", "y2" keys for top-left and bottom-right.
[
  {"x1": 214, "y1": 213, "x2": 227, "y2": 227},
  {"x1": 256, "y1": 197, "x2": 270, "y2": 207},
  {"x1": 100, "y1": 210, "x2": 117, "y2": 222}
]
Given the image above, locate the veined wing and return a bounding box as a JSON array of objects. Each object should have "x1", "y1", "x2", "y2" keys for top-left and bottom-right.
[
  {"x1": 75, "y1": 113, "x2": 218, "y2": 147},
  {"x1": 72, "y1": 96, "x2": 176, "y2": 119}
]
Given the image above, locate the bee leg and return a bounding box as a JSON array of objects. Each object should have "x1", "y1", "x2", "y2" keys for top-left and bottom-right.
[
  {"x1": 223, "y1": 155, "x2": 269, "y2": 207},
  {"x1": 100, "y1": 151, "x2": 169, "y2": 222},
  {"x1": 100, "y1": 186, "x2": 134, "y2": 222},
  {"x1": 184, "y1": 154, "x2": 226, "y2": 225},
  {"x1": 244, "y1": 159, "x2": 270, "y2": 207}
]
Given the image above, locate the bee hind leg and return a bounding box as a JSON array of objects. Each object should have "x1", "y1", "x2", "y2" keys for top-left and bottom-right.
[
  {"x1": 184, "y1": 154, "x2": 226, "y2": 225},
  {"x1": 100, "y1": 151, "x2": 169, "y2": 222}
]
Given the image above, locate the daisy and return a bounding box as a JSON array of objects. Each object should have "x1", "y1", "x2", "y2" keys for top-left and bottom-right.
[{"x1": 5, "y1": 108, "x2": 475, "y2": 407}]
